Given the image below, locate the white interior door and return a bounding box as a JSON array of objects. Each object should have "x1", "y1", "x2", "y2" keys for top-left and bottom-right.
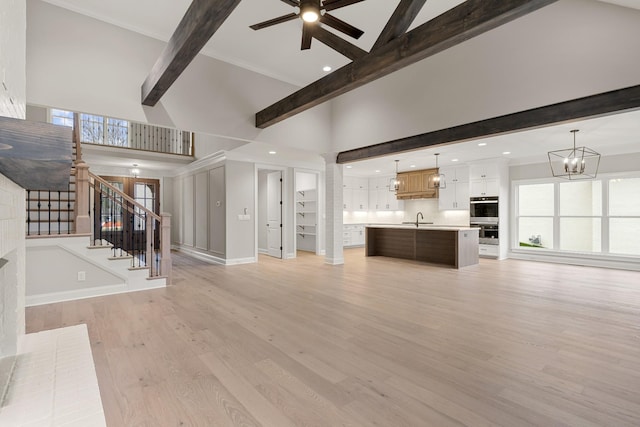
[{"x1": 267, "y1": 171, "x2": 282, "y2": 258}]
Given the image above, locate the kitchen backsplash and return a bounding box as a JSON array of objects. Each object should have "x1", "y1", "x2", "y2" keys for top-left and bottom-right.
[{"x1": 343, "y1": 199, "x2": 470, "y2": 226}]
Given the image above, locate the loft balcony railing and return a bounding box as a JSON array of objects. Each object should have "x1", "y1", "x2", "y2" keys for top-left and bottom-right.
[{"x1": 51, "y1": 109, "x2": 194, "y2": 157}]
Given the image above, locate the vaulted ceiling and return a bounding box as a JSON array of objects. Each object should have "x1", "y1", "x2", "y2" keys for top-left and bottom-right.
[{"x1": 36, "y1": 0, "x2": 640, "y2": 171}]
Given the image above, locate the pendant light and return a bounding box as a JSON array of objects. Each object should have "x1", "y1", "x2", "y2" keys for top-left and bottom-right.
[
  {"x1": 388, "y1": 160, "x2": 400, "y2": 192},
  {"x1": 548, "y1": 129, "x2": 600, "y2": 180},
  {"x1": 428, "y1": 153, "x2": 446, "y2": 189}
]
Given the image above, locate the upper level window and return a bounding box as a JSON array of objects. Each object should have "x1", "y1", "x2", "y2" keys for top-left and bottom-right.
[{"x1": 50, "y1": 109, "x2": 74, "y2": 127}]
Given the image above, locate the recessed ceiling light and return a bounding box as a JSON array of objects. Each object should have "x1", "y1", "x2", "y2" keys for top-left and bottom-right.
[
  {"x1": 323, "y1": 66, "x2": 332, "y2": 72},
  {"x1": 478, "y1": 142, "x2": 487, "y2": 147},
  {"x1": 410, "y1": 165, "x2": 416, "y2": 168},
  {"x1": 346, "y1": 165, "x2": 353, "y2": 169},
  {"x1": 268, "y1": 151, "x2": 276, "y2": 155},
  {"x1": 452, "y1": 158, "x2": 459, "y2": 162},
  {"x1": 375, "y1": 170, "x2": 381, "y2": 173},
  {"x1": 502, "y1": 151, "x2": 511, "y2": 155}
]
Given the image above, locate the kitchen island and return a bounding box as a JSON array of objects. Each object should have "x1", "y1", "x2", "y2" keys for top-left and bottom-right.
[{"x1": 365, "y1": 225, "x2": 479, "y2": 268}]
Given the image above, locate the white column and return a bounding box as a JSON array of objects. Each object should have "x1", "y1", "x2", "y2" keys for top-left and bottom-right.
[{"x1": 323, "y1": 153, "x2": 344, "y2": 265}]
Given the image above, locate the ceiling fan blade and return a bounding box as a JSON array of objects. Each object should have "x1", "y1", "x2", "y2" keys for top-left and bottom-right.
[
  {"x1": 280, "y1": 0, "x2": 300, "y2": 6},
  {"x1": 250, "y1": 12, "x2": 298, "y2": 30},
  {"x1": 301, "y1": 23, "x2": 313, "y2": 50},
  {"x1": 319, "y1": 13, "x2": 364, "y2": 39},
  {"x1": 322, "y1": 0, "x2": 366, "y2": 12}
]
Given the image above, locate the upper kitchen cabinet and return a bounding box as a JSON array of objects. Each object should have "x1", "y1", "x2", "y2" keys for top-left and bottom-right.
[
  {"x1": 438, "y1": 165, "x2": 470, "y2": 210},
  {"x1": 396, "y1": 168, "x2": 438, "y2": 200},
  {"x1": 343, "y1": 176, "x2": 368, "y2": 211},
  {"x1": 369, "y1": 176, "x2": 402, "y2": 211},
  {"x1": 470, "y1": 162, "x2": 500, "y2": 197}
]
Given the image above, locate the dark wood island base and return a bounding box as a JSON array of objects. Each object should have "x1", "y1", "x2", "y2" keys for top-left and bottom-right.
[{"x1": 365, "y1": 226, "x2": 479, "y2": 268}]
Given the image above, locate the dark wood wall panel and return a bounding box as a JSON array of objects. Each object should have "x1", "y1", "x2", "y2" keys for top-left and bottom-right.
[{"x1": 415, "y1": 230, "x2": 455, "y2": 266}]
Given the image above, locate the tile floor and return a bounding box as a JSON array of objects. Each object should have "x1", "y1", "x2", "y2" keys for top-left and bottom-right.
[{"x1": 0, "y1": 324, "x2": 105, "y2": 426}]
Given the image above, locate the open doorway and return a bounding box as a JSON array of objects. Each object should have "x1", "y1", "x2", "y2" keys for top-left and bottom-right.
[{"x1": 257, "y1": 169, "x2": 282, "y2": 259}]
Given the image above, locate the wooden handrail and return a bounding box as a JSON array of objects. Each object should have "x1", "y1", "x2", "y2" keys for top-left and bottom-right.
[{"x1": 89, "y1": 172, "x2": 161, "y2": 221}]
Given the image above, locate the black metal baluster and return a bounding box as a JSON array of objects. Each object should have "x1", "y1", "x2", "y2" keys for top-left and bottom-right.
[
  {"x1": 57, "y1": 190, "x2": 61, "y2": 235},
  {"x1": 48, "y1": 191, "x2": 51, "y2": 236},
  {"x1": 143, "y1": 212, "x2": 147, "y2": 273},
  {"x1": 92, "y1": 186, "x2": 97, "y2": 245},
  {"x1": 111, "y1": 188, "x2": 116, "y2": 257},
  {"x1": 119, "y1": 194, "x2": 123, "y2": 257},
  {"x1": 37, "y1": 190, "x2": 41, "y2": 236},
  {"x1": 129, "y1": 202, "x2": 135, "y2": 268},
  {"x1": 26, "y1": 190, "x2": 31, "y2": 236}
]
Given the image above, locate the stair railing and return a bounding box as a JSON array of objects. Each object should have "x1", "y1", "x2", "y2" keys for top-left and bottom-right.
[{"x1": 88, "y1": 171, "x2": 171, "y2": 282}]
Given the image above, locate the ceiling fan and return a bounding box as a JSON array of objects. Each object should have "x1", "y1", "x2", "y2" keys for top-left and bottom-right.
[{"x1": 250, "y1": 0, "x2": 366, "y2": 51}]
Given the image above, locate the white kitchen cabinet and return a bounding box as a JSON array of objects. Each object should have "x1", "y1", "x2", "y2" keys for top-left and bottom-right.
[
  {"x1": 479, "y1": 244, "x2": 499, "y2": 258},
  {"x1": 344, "y1": 177, "x2": 368, "y2": 211},
  {"x1": 343, "y1": 224, "x2": 366, "y2": 247},
  {"x1": 470, "y1": 178, "x2": 499, "y2": 197},
  {"x1": 438, "y1": 166, "x2": 470, "y2": 210},
  {"x1": 367, "y1": 176, "x2": 402, "y2": 211},
  {"x1": 470, "y1": 163, "x2": 500, "y2": 197}
]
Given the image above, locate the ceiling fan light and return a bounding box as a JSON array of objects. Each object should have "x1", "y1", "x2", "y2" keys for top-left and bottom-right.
[
  {"x1": 300, "y1": 0, "x2": 320, "y2": 22},
  {"x1": 301, "y1": 10, "x2": 319, "y2": 22}
]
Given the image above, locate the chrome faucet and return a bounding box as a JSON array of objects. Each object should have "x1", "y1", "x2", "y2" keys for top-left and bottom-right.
[{"x1": 416, "y1": 212, "x2": 424, "y2": 227}]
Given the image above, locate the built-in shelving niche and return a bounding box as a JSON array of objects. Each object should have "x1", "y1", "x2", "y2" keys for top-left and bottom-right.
[{"x1": 295, "y1": 172, "x2": 317, "y2": 253}]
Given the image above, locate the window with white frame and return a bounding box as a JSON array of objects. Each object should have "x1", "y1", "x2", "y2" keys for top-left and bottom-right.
[
  {"x1": 50, "y1": 108, "x2": 129, "y2": 146},
  {"x1": 608, "y1": 177, "x2": 640, "y2": 255},
  {"x1": 515, "y1": 175, "x2": 640, "y2": 256},
  {"x1": 50, "y1": 109, "x2": 74, "y2": 127}
]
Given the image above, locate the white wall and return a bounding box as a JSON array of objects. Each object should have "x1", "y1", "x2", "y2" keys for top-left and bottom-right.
[
  {"x1": 0, "y1": 0, "x2": 26, "y2": 120},
  {"x1": 0, "y1": 0, "x2": 26, "y2": 399},
  {"x1": 225, "y1": 161, "x2": 255, "y2": 261},
  {"x1": 26, "y1": 0, "x2": 332, "y2": 155},
  {"x1": 330, "y1": 0, "x2": 640, "y2": 153},
  {"x1": 26, "y1": 246, "x2": 123, "y2": 296}
]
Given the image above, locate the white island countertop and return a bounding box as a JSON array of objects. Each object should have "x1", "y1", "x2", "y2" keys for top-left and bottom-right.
[{"x1": 365, "y1": 224, "x2": 479, "y2": 231}]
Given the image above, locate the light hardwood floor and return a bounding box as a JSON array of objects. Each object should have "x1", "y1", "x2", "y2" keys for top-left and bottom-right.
[{"x1": 27, "y1": 249, "x2": 640, "y2": 427}]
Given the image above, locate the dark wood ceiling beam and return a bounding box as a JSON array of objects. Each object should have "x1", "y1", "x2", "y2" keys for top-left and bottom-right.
[
  {"x1": 141, "y1": 0, "x2": 242, "y2": 106},
  {"x1": 255, "y1": 0, "x2": 558, "y2": 129},
  {"x1": 336, "y1": 84, "x2": 640, "y2": 163},
  {"x1": 312, "y1": 26, "x2": 367, "y2": 60},
  {"x1": 372, "y1": 0, "x2": 427, "y2": 51}
]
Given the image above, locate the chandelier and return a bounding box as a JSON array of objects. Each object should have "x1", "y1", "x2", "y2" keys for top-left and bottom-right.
[{"x1": 548, "y1": 129, "x2": 600, "y2": 180}]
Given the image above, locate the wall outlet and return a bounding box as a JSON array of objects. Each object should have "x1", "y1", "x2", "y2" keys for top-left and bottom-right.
[{"x1": 77, "y1": 271, "x2": 86, "y2": 281}]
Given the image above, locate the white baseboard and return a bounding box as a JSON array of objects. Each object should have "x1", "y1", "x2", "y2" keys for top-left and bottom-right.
[
  {"x1": 225, "y1": 257, "x2": 257, "y2": 265},
  {"x1": 258, "y1": 248, "x2": 269, "y2": 255},
  {"x1": 324, "y1": 257, "x2": 345, "y2": 265},
  {"x1": 286, "y1": 252, "x2": 296, "y2": 259},
  {"x1": 509, "y1": 250, "x2": 640, "y2": 271},
  {"x1": 173, "y1": 245, "x2": 256, "y2": 266},
  {"x1": 26, "y1": 283, "x2": 128, "y2": 307}
]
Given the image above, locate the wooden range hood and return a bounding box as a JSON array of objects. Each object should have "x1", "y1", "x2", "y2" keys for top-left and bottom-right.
[
  {"x1": 0, "y1": 116, "x2": 72, "y2": 191},
  {"x1": 395, "y1": 168, "x2": 439, "y2": 200}
]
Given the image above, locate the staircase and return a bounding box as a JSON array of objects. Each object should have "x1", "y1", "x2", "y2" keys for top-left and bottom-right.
[{"x1": 24, "y1": 114, "x2": 171, "y2": 305}]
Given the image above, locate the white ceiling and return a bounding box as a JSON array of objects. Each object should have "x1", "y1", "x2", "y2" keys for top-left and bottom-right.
[
  {"x1": 39, "y1": 0, "x2": 466, "y2": 86},
  {"x1": 38, "y1": 0, "x2": 640, "y2": 175},
  {"x1": 342, "y1": 109, "x2": 640, "y2": 176}
]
